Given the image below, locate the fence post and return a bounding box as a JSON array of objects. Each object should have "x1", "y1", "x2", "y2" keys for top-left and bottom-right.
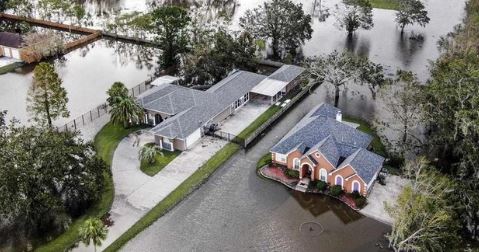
[
  {"x1": 98, "y1": 107, "x2": 100, "y2": 117},
  {"x1": 90, "y1": 111, "x2": 93, "y2": 121},
  {"x1": 74, "y1": 120, "x2": 77, "y2": 130},
  {"x1": 82, "y1": 114, "x2": 85, "y2": 125}
]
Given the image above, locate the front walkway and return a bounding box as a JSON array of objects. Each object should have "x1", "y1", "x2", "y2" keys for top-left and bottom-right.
[
  {"x1": 75, "y1": 135, "x2": 227, "y2": 251},
  {"x1": 220, "y1": 102, "x2": 269, "y2": 135}
]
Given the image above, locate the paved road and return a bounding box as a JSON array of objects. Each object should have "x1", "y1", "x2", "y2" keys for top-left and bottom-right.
[{"x1": 122, "y1": 86, "x2": 391, "y2": 252}]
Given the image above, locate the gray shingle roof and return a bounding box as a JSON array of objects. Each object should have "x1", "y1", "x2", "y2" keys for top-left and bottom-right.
[
  {"x1": 0, "y1": 32, "x2": 23, "y2": 48},
  {"x1": 338, "y1": 148, "x2": 385, "y2": 184},
  {"x1": 271, "y1": 103, "x2": 372, "y2": 156},
  {"x1": 145, "y1": 71, "x2": 267, "y2": 139},
  {"x1": 271, "y1": 103, "x2": 383, "y2": 184},
  {"x1": 137, "y1": 84, "x2": 204, "y2": 115},
  {"x1": 268, "y1": 65, "x2": 305, "y2": 82},
  {"x1": 206, "y1": 71, "x2": 267, "y2": 105}
]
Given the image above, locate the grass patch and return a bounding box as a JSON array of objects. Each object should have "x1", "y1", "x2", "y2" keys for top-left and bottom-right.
[
  {"x1": 35, "y1": 123, "x2": 144, "y2": 252},
  {"x1": 0, "y1": 62, "x2": 22, "y2": 75},
  {"x1": 237, "y1": 105, "x2": 281, "y2": 140},
  {"x1": 369, "y1": 0, "x2": 400, "y2": 10},
  {"x1": 104, "y1": 142, "x2": 240, "y2": 252},
  {"x1": 256, "y1": 153, "x2": 272, "y2": 170},
  {"x1": 140, "y1": 144, "x2": 181, "y2": 176},
  {"x1": 343, "y1": 115, "x2": 387, "y2": 157}
]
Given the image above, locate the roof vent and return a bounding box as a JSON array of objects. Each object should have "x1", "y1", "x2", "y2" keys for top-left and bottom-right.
[{"x1": 336, "y1": 111, "x2": 342, "y2": 122}]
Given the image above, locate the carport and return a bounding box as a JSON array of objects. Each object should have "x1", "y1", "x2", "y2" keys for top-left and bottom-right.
[{"x1": 250, "y1": 78, "x2": 289, "y2": 104}]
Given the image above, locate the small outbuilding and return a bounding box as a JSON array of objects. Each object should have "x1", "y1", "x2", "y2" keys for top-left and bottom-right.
[{"x1": 0, "y1": 32, "x2": 23, "y2": 60}]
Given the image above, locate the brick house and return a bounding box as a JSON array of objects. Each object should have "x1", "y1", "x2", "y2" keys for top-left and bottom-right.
[{"x1": 270, "y1": 103, "x2": 384, "y2": 196}]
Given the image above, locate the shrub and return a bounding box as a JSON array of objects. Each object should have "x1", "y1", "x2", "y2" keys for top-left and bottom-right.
[
  {"x1": 351, "y1": 191, "x2": 361, "y2": 199},
  {"x1": 285, "y1": 169, "x2": 299, "y2": 178},
  {"x1": 330, "y1": 185, "x2": 343, "y2": 196},
  {"x1": 377, "y1": 174, "x2": 386, "y2": 185},
  {"x1": 316, "y1": 181, "x2": 328, "y2": 191},
  {"x1": 353, "y1": 196, "x2": 367, "y2": 208}
]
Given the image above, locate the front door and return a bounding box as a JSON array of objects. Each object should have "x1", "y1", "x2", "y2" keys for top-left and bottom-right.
[{"x1": 155, "y1": 114, "x2": 163, "y2": 125}]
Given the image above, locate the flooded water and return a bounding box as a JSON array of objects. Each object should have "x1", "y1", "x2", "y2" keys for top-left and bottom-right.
[
  {"x1": 121, "y1": 84, "x2": 390, "y2": 252},
  {"x1": 80, "y1": 0, "x2": 465, "y2": 81},
  {"x1": 0, "y1": 39, "x2": 158, "y2": 125}
]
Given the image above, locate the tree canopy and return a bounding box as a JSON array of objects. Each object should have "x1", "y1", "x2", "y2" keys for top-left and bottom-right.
[
  {"x1": 396, "y1": 0, "x2": 430, "y2": 33},
  {"x1": 306, "y1": 50, "x2": 386, "y2": 107},
  {"x1": 239, "y1": 0, "x2": 312, "y2": 60},
  {"x1": 0, "y1": 118, "x2": 107, "y2": 240},
  {"x1": 27, "y1": 62, "x2": 69, "y2": 128},
  {"x1": 386, "y1": 158, "x2": 460, "y2": 251},
  {"x1": 151, "y1": 6, "x2": 191, "y2": 68},
  {"x1": 181, "y1": 30, "x2": 258, "y2": 87},
  {"x1": 334, "y1": 0, "x2": 374, "y2": 36}
]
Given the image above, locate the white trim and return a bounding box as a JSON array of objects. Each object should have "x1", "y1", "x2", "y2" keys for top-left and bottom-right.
[
  {"x1": 351, "y1": 180, "x2": 361, "y2": 193},
  {"x1": 300, "y1": 163, "x2": 314, "y2": 180},
  {"x1": 293, "y1": 158, "x2": 300, "y2": 170},
  {"x1": 319, "y1": 168, "x2": 327, "y2": 182},
  {"x1": 334, "y1": 175, "x2": 344, "y2": 189},
  {"x1": 330, "y1": 164, "x2": 367, "y2": 185}
]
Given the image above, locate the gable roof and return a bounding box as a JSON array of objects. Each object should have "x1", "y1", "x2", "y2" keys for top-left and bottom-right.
[
  {"x1": 268, "y1": 64, "x2": 305, "y2": 82},
  {"x1": 271, "y1": 103, "x2": 384, "y2": 184},
  {"x1": 338, "y1": 148, "x2": 385, "y2": 184},
  {"x1": 271, "y1": 103, "x2": 372, "y2": 157},
  {"x1": 144, "y1": 71, "x2": 267, "y2": 139},
  {"x1": 0, "y1": 32, "x2": 23, "y2": 48}
]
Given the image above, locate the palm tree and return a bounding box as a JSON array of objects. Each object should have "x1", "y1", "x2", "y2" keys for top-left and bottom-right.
[
  {"x1": 79, "y1": 218, "x2": 108, "y2": 252},
  {"x1": 109, "y1": 95, "x2": 143, "y2": 128},
  {"x1": 139, "y1": 144, "x2": 162, "y2": 164}
]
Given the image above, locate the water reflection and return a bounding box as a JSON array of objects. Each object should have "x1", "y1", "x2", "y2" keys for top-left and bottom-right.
[
  {"x1": 395, "y1": 31, "x2": 425, "y2": 67},
  {"x1": 290, "y1": 190, "x2": 363, "y2": 224},
  {"x1": 0, "y1": 39, "x2": 159, "y2": 124},
  {"x1": 344, "y1": 34, "x2": 371, "y2": 58}
]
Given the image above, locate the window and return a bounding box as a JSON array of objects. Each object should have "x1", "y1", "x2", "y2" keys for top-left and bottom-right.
[
  {"x1": 335, "y1": 175, "x2": 343, "y2": 187},
  {"x1": 293, "y1": 158, "x2": 300, "y2": 170},
  {"x1": 352, "y1": 181, "x2": 360, "y2": 193},
  {"x1": 320, "y1": 169, "x2": 327, "y2": 181},
  {"x1": 275, "y1": 153, "x2": 287, "y2": 163}
]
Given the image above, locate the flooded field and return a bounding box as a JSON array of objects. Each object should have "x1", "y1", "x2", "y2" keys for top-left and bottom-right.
[{"x1": 0, "y1": 39, "x2": 158, "y2": 125}]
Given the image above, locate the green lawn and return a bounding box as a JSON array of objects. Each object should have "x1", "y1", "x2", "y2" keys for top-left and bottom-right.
[
  {"x1": 140, "y1": 144, "x2": 181, "y2": 176},
  {"x1": 257, "y1": 153, "x2": 272, "y2": 170},
  {"x1": 237, "y1": 105, "x2": 281, "y2": 140},
  {"x1": 369, "y1": 0, "x2": 400, "y2": 10},
  {"x1": 343, "y1": 115, "x2": 387, "y2": 157},
  {"x1": 104, "y1": 142, "x2": 240, "y2": 252},
  {"x1": 35, "y1": 123, "x2": 144, "y2": 252}
]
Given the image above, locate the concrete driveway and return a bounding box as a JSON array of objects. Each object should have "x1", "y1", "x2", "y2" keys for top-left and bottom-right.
[
  {"x1": 75, "y1": 134, "x2": 227, "y2": 252},
  {"x1": 220, "y1": 102, "x2": 269, "y2": 135}
]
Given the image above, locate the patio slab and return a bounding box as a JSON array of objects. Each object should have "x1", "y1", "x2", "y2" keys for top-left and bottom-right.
[{"x1": 220, "y1": 102, "x2": 270, "y2": 135}]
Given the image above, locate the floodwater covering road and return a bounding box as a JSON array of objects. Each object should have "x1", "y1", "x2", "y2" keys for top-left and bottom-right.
[{"x1": 121, "y1": 86, "x2": 390, "y2": 252}]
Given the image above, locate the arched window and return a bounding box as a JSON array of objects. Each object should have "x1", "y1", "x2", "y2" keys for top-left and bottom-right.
[
  {"x1": 335, "y1": 175, "x2": 344, "y2": 188},
  {"x1": 293, "y1": 158, "x2": 300, "y2": 170},
  {"x1": 352, "y1": 181, "x2": 361, "y2": 193},
  {"x1": 320, "y1": 168, "x2": 327, "y2": 182}
]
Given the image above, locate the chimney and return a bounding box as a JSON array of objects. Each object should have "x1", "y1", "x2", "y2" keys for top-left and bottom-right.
[{"x1": 336, "y1": 111, "x2": 342, "y2": 122}]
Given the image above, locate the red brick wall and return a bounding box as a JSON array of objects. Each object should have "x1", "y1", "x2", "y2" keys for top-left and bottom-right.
[{"x1": 330, "y1": 165, "x2": 367, "y2": 196}]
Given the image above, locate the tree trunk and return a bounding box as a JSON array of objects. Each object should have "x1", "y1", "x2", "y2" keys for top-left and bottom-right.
[
  {"x1": 334, "y1": 86, "x2": 340, "y2": 107},
  {"x1": 44, "y1": 92, "x2": 52, "y2": 128},
  {"x1": 271, "y1": 37, "x2": 280, "y2": 60}
]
